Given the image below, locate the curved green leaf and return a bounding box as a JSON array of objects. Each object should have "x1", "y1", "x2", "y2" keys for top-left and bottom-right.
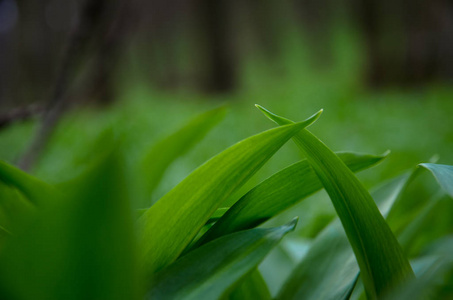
[
  {"x1": 0, "y1": 182, "x2": 35, "y2": 234},
  {"x1": 277, "y1": 172, "x2": 414, "y2": 300},
  {"x1": 398, "y1": 194, "x2": 452, "y2": 256},
  {"x1": 194, "y1": 151, "x2": 386, "y2": 248},
  {"x1": 386, "y1": 236, "x2": 453, "y2": 300},
  {"x1": 0, "y1": 161, "x2": 56, "y2": 205},
  {"x1": 139, "y1": 111, "x2": 321, "y2": 276},
  {"x1": 256, "y1": 105, "x2": 414, "y2": 299},
  {"x1": 222, "y1": 269, "x2": 272, "y2": 300},
  {"x1": 206, "y1": 207, "x2": 230, "y2": 225},
  {"x1": 139, "y1": 106, "x2": 227, "y2": 205},
  {"x1": 0, "y1": 151, "x2": 139, "y2": 300},
  {"x1": 419, "y1": 163, "x2": 453, "y2": 197},
  {"x1": 147, "y1": 219, "x2": 297, "y2": 300}
]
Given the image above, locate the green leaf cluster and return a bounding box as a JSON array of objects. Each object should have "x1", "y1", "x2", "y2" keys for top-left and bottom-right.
[{"x1": 0, "y1": 105, "x2": 451, "y2": 299}]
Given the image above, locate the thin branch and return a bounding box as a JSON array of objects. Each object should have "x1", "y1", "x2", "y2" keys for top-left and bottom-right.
[
  {"x1": 0, "y1": 105, "x2": 45, "y2": 129},
  {"x1": 18, "y1": 0, "x2": 107, "y2": 171}
]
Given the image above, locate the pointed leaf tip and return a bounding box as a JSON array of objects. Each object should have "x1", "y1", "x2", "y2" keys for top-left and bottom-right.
[
  {"x1": 418, "y1": 163, "x2": 453, "y2": 198},
  {"x1": 382, "y1": 149, "x2": 391, "y2": 157},
  {"x1": 285, "y1": 217, "x2": 299, "y2": 232},
  {"x1": 255, "y1": 105, "x2": 322, "y2": 128}
]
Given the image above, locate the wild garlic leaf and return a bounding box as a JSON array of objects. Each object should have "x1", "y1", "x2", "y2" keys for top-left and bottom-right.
[
  {"x1": 0, "y1": 160, "x2": 56, "y2": 205},
  {"x1": 419, "y1": 163, "x2": 453, "y2": 197},
  {"x1": 385, "y1": 236, "x2": 453, "y2": 300},
  {"x1": 0, "y1": 182, "x2": 35, "y2": 234},
  {"x1": 139, "y1": 106, "x2": 227, "y2": 206},
  {"x1": 194, "y1": 151, "x2": 386, "y2": 248},
  {"x1": 139, "y1": 111, "x2": 321, "y2": 276},
  {"x1": 0, "y1": 151, "x2": 139, "y2": 300},
  {"x1": 147, "y1": 219, "x2": 297, "y2": 300},
  {"x1": 256, "y1": 105, "x2": 414, "y2": 299},
  {"x1": 277, "y1": 171, "x2": 414, "y2": 300},
  {"x1": 221, "y1": 269, "x2": 272, "y2": 300}
]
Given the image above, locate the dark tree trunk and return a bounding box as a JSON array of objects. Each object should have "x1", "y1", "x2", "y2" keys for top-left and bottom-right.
[
  {"x1": 199, "y1": 0, "x2": 236, "y2": 93},
  {"x1": 352, "y1": 0, "x2": 453, "y2": 88}
]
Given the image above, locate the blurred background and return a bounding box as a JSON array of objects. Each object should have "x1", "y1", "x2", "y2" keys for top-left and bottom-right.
[{"x1": 0, "y1": 0, "x2": 452, "y2": 190}]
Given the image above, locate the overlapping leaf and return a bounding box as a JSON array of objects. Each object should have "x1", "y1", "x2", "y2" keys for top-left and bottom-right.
[
  {"x1": 0, "y1": 160, "x2": 56, "y2": 205},
  {"x1": 398, "y1": 163, "x2": 453, "y2": 256},
  {"x1": 139, "y1": 106, "x2": 226, "y2": 205},
  {"x1": 139, "y1": 113, "x2": 319, "y2": 276},
  {"x1": 386, "y1": 236, "x2": 453, "y2": 300},
  {"x1": 139, "y1": 111, "x2": 321, "y2": 276},
  {"x1": 147, "y1": 219, "x2": 297, "y2": 300},
  {"x1": 193, "y1": 151, "x2": 386, "y2": 248},
  {"x1": 256, "y1": 105, "x2": 414, "y2": 299},
  {"x1": 419, "y1": 163, "x2": 453, "y2": 197},
  {"x1": 0, "y1": 151, "x2": 139, "y2": 300},
  {"x1": 0, "y1": 181, "x2": 34, "y2": 234},
  {"x1": 277, "y1": 172, "x2": 414, "y2": 300},
  {"x1": 222, "y1": 269, "x2": 272, "y2": 300}
]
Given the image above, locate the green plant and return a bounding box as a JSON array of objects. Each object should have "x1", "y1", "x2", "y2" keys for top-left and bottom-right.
[{"x1": 0, "y1": 105, "x2": 451, "y2": 300}]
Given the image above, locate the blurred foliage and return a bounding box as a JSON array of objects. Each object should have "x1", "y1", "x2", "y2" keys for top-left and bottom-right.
[{"x1": 0, "y1": 1, "x2": 452, "y2": 298}]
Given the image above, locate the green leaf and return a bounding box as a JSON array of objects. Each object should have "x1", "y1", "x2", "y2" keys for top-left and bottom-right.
[
  {"x1": 0, "y1": 182, "x2": 35, "y2": 234},
  {"x1": 222, "y1": 269, "x2": 272, "y2": 300},
  {"x1": 137, "y1": 206, "x2": 228, "y2": 224},
  {"x1": 398, "y1": 194, "x2": 453, "y2": 256},
  {"x1": 139, "y1": 106, "x2": 226, "y2": 205},
  {"x1": 385, "y1": 236, "x2": 453, "y2": 300},
  {"x1": 147, "y1": 219, "x2": 297, "y2": 300},
  {"x1": 206, "y1": 207, "x2": 230, "y2": 225},
  {"x1": 277, "y1": 172, "x2": 414, "y2": 300},
  {"x1": 256, "y1": 105, "x2": 414, "y2": 299},
  {"x1": 396, "y1": 163, "x2": 453, "y2": 256},
  {"x1": 0, "y1": 160, "x2": 56, "y2": 205},
  {"x1": 139, "y1": 111, "x2": 321, "y2": 276},
  {"x1": 194, "y1": 151, "x2": 386, "y2": 248},
  {"x1": 0, "y1": 151, "x2": 139, "y2": 300},
  {"x1": 419, "y1": 163, "x2": 453, "y2": 198}
]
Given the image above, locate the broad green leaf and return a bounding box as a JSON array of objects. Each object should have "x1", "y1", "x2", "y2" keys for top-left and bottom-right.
[
  {"x1": 139, "y1": 106, "x2": 227, "y2": 205},
  {"x1": 136, "y1": 208, "x2": 148, "y2": 219},
  {"x1": 419, "y1": 163, "x2": 453, "y2": 197},
  {"x1": 0, "y1": 151, "x2": 139, "y2": 300},
  {"x1": 397, "y1": 163, "x2": 453, "y2": 256},
  {"x1": 206, "y1": 207, "x2": 230, "y2": 225},
  {"x1": 0, "y1": 182, "x2": 35, "y2": 234},
  {"x1": 398, "y1": 194, "x2": 452, "y2": 256},
  {"x1": 147, "y1": 219, "x2": 297, "y2": 300},
  {"x1": 277, "y1": 171, "x2": 414, "y2": 300},
  {"x1": 139, "y1": 111, "x2": 321, "y2": 276},
  {"x1": 0, "y1": 160, "x2": 56, "y2": 205},
  {"x1": 0, "y1": 225, "x2": 9, "y2": 243},
  {"x1": 194, "y1": 151, "x2": 386, "y2": 248},
  {"x1": 222, "y1": 269, "x2": 272, "y2": 300},
  {"x1": 137, "y1": 207, "x2": 228, "y2": 224},
  {"x1": 257, "y1": 105, "x2": 414, "y2": 299},
  {"x1": 181, "y1": 207, "x2": 231, "y2": 256},
  {"x1": 385, "y1": 236, "x2": 453, "y2": 300}
]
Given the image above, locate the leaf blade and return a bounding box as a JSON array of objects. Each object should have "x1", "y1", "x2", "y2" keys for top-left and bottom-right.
[
  {"x1": 0, "y1": 151, "x2": 139, "y2": 300},
  {"x1": 222, "y1": 269, "x2": 272, "y2": 300},
  {"x1": 194, "y1": 151, "x2": 386, "y2": 248},
  {"x1": 139, "y1": 106, "x2": 227, "y2": 205},
  {"x1": 277, "y1": 172, "x2": 414, "y2": 300},
  {"x1": 419, "y1": 163, "x2": 453, "y2": 198},
  {"x1": 147, "y1": 219, "x2": 297, "y2": 300},
  {"x1": 257, "y1": 105, "x2": 414, "y2": 298},
  {"x1": 0, "y1": 160, "x2": 56, "y2": 205},
  {"x1": 139, "y1": 111, "x2": 321, "y2": 275}
]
